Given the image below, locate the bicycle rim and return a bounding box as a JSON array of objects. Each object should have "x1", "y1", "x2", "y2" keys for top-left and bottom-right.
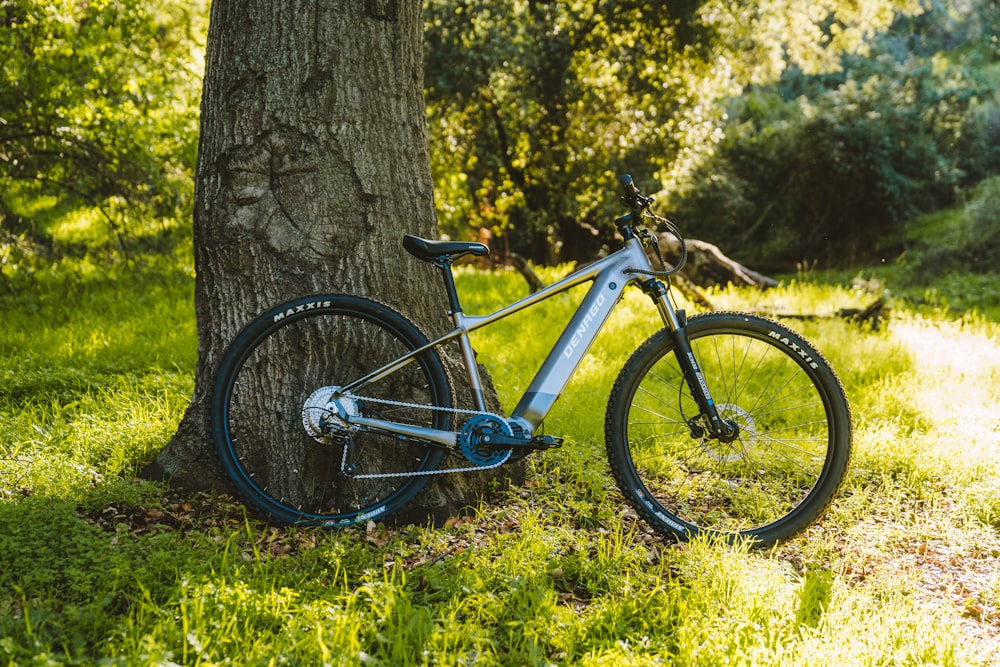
[
  {"x1": 212, "y1": 296, "x2": 450, "y2": 527},
  {"x1": 608, "y1": 313, "x2": 850, "y2": 544}
]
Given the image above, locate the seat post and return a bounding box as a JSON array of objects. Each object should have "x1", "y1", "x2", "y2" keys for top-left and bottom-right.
[{"x1": 433, "y1": 259, "x2": 463, "y2": 314}]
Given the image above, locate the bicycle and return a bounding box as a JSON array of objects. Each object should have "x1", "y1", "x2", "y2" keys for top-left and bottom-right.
[{"x1": 211, "y1": 175, "x2": 852, "y2": 546}]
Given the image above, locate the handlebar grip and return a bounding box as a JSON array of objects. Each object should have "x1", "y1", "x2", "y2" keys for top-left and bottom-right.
[
  {"x1": 619, "y1": 173, "x2": 645, "y2": 211},
  {"x1": 619, "y1": 173, "x2": 638, "y2": 198}
]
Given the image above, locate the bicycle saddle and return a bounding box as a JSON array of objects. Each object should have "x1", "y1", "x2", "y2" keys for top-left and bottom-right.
[{"x1": 402, "y1": 235, "x2": 490, "y2": 263}]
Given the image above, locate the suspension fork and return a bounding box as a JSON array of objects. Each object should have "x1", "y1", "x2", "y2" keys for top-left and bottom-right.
[{"x1": 641, "y1": 279, "x2": 738, "y2": 441}]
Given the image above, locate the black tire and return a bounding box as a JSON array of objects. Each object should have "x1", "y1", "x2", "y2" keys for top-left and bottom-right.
[
  {"x1": 211, "y1": 294, "x2": 452, "y2": 527},
  {"x1": 605, "y1": 312, "x2": 851, "y2": 546}
]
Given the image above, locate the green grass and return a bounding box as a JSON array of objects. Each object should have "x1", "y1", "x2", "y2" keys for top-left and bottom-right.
[
  {"x1": 836, "y1": 175, "x2": 1000, "y2": 322},
  {"x1": 3, "y1": 258, "x2": 1000, "y2": 665}
]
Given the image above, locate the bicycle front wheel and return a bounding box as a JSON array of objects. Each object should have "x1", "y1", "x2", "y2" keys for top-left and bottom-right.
[
  {"x1": 211, "y1": 294, "x2": 452, "y2": 527},
  {"x1": 605, "y1": 312, "x2": 851, "y2": 546}
]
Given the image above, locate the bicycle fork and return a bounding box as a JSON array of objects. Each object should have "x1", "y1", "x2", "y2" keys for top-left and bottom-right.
[{"x1": 641, "y1": 279, "x2": 739, "y2": 442}]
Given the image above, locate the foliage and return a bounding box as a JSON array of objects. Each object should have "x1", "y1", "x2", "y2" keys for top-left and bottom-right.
[
  {"x1": 424, "y1": 0, "x2": 920, "y2": 263},
  {"x1": 4, "y1": 260, "x2": 1000, "y2": 663},
  {"x1": 0, "y1": 0, "x2": 207, "y2": 270},
  {"x1": 839, "y1": 173, "x2": 1000, "y2": 314},
  {"x1": 959, "y1": 175, "x2": 1000, "y2": 268},
  {"x1": 672, "y1": 0, "x2": 1000, "y2": 269},
  {"x1": 3, "y1": 0, "x2": 997, "y2": 276}
]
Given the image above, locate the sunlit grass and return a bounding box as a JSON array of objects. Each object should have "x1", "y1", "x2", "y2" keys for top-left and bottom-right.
[
  {"x1": 47, "y1": 206, "x2": 110, "y2": 246},
  {"x1": 3, "y1": 260, "x2": 1000, "y2": 665},
  {"x1": 0, "y1": 257, "x2": 196, "y2": 498}
]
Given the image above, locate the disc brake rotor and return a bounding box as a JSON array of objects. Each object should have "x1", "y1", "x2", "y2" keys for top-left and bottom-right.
[
  {"x1": 700, "y1": 403, "x2": 757, "y2": 462},
  {"x1": 302, "y1": 386, "x2": 358, "y2": 442}
]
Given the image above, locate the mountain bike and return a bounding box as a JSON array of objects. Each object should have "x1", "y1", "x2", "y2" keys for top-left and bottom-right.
[{"x1": 211, "y1": 175, "x2": 852, "y2": 546}]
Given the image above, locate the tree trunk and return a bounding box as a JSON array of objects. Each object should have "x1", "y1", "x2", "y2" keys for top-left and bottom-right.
[{"x1": 145, "y1": 0, "x2": 517, "y2": 523}]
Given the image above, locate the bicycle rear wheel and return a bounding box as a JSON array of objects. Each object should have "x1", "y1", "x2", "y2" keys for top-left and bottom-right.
[
  {"x1": 605, "y1": 312, "x2": 851, "y2": 546},
  {"x1": 211, "y1": 294, "x2": 452, "y2": 527}
]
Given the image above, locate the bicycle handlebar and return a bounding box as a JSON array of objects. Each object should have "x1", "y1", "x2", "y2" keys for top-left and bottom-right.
[
  {"x1": 618, "y1": 173, "x2": 653, "y2": 214},
  {"x1": 616, "y1": 173, "x2": 686, "y2": 276},
  {"x1": 619, "y1": 174, "x2": 639, "y2": 203}
]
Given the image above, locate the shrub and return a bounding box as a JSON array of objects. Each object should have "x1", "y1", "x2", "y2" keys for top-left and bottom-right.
[{"x1": 673, "y1": 4, "x2": 999, "y2": 271}]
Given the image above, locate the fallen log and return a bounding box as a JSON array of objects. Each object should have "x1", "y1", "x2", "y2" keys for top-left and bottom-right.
[
  {"x1": 753, "y1": 297, "x2": 889, "y2": 330},
  {"x1": 651, "y1": 232, "x2": 778, "y2": 290},
  {"x1": 509, "y1": 253, "x2": 546, "y2": 294},
  {"x1": 505, "y1": 234, "x2": 883, "y2": 328},
  {"x1": 637, "y1": 233, "x2": 779, "y2": 309}
]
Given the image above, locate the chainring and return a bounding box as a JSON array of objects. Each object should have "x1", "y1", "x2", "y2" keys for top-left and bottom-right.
[{"x1": 459, "y1": 414, "x2": 514, "y2": 466}]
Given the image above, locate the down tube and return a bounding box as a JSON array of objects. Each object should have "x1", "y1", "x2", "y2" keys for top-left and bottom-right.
[{"x1": 512, "y1": 273, "x2": 630, "y2": 429}]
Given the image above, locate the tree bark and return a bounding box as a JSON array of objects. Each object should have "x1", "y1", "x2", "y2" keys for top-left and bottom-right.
[{"x1": 145, "y1": 0, "x2": 518, "y2": 522}]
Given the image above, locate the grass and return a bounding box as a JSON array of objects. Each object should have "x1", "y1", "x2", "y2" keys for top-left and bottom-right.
[
  {"x1": 822, "y1": 175, "x2": 1000, "y2": 322},
  {"x1": 3, "y1": 256, "x2": 1000, "y2": 665}
]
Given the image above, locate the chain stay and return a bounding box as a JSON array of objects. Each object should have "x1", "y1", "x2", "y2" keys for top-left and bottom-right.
[{"x1": 336, "y1": 392, "x2": 513, "y2": 479}]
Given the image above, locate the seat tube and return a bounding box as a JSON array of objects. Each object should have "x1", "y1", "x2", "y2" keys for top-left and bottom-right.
[
  {"x1": 453, "y1": 312, "x2": 487, "y2": 412},
  {"x1": 436, "y1": 261, "x2": 488, "y2": 412}
]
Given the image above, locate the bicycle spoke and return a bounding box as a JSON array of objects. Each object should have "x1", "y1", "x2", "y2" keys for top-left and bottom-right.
[{"x1": 607, "y1": 313, "x2": 851, "y2": 544}]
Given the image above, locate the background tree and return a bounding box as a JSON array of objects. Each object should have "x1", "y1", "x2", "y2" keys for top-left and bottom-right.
[
  {"x1": 5, "y1": 0, "x2": 998, "y2": 282},
  {"x1": 145, "y1": 0, "x2": 512, "y2": 519},
  {"x1": 423, "y1": 0, "x2": 925, "y2": 265},
  {"x1": 674, "y1": 0, "x2": 1000, "y2": 269},
  {"x1": 0, "y1": 0, "x2": 205, "y2": 266}
]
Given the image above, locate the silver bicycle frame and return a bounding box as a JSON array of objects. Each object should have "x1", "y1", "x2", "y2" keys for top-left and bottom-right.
[{"x1": 342, "y1": 236, "x2": 676, "y2": 447}]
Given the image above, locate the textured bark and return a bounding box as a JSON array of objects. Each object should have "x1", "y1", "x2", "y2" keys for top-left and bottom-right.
[{"x1": 147, "y1": 0, "x2": 519, "y2": 522}]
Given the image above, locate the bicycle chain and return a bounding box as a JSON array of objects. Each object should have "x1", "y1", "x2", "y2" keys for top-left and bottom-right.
[{"x1": 336, "y1": 392, "x2": 513, "y2": 479}]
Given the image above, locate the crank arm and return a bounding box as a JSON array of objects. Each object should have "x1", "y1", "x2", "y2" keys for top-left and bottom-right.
[{"x1": 481, "y1": 433, "x2": 564, "y2": 450}]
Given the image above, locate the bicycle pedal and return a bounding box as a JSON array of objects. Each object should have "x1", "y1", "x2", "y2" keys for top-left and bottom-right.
[{"x1": 530, "y1": 434, "x2": 564, "y2": 450}]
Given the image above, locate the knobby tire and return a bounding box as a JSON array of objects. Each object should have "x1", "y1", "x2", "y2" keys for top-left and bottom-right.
[
  {"x1": 211, "y1": 294, "x2": 452, "y2": 527},
  {"x1": 605, "y1": 312, "x2": 852, "y2": 546}
]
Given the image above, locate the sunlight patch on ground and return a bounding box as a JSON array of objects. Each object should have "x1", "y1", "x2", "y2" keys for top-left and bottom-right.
[
  {"x1": 48, "y1": 206, "x2": 107, "y2": 245},
  {"x1": 893, "y1": 317, "x2": 1000, "y2": 375},
  {"x1": 890, "y1": 316, "x2": 1000, "y2": 464}
]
